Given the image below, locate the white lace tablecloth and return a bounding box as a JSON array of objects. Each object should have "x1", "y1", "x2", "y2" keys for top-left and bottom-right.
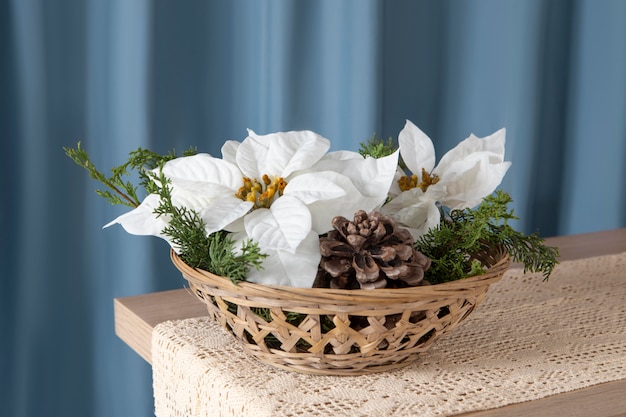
[{"x1": 152, "y1": 252, "x2": 626, "y2": 417}]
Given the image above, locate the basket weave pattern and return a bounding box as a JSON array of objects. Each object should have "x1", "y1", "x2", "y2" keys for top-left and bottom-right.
[{"x1": 171, "y1": 247, "x2": 510, "y2": 375}]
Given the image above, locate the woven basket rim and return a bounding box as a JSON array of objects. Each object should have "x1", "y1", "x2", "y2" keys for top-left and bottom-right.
[{"x1": 170, "y1": 247, "x2": 511, "y2": 301}]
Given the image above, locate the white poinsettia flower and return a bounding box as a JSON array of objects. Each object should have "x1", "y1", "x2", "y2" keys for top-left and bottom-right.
[
  {"x1": 230, "y1": 129, "x2": 398, "y2": 287},
  {"x1": 104, "y1": 153, "x2": 254, "y2": 250},
  {"x1": 230, "y1": 129, "x2": 332, "y2": 253},
  {"x1": 382, "y1": 120, "x2": 511, "y2": 238}
]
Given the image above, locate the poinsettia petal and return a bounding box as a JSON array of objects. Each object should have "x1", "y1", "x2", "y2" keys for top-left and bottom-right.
[
  {"x1": 312, "y1": 150, "x2": 399, "y2": 199},
  {"x1": 170, "y1": 189, "x2": 221, "y2": 213},
  {"x1": 380, "y1": 190, "x2": 442, "y2": 239},
  {"x1": 103, "y1": 193, "x2": 170, "y2": 239},
  {"x1": 169, "y1": 180, "x2": 237, "y2": 199},
  {"x1": 221, "y1": 140, "x2": 240, "y2": 165},
  {"x1": 402, "y1": 202, "x2": 441, "y2": 239},
  {"x1": 388, "y1": 168, "x2": 406, "y2": 197},
  {"x1": 242, "y1": 231, "x2": 321, "y2": 287},
  {"x1": 303, "y1": 172, "x2": 387, "y2": 234},
  {"x1": 283, "y1": 172, "x2": 346, "y2": 204},
  {"x1": 321, "y1": 150, "x2": 363, "y2": 161},
  {"x1": 159, "y1": 153, "x2": 243, "y2": 191},
  {"x1": 222, "y1": 216, "x2": 245, "y2": 233},
  {"x1": 235, "y1": 130, "x2": 269, "y2": 178},
  {"x1": 244, "y1": 196, "x2": 311, "y2": 252},
  {"x1": 437, "y1": 155, "x2": 511, "y2": 209},
  {"x1": 399, "y1": 120, "x2": 436, "y2": 175},
  {"x1": 195, "y1": 197, "x2": 254, "y2": 235},
  {"x1": 271, "y1": 131, "x2": 331, "y2": 178},
  {"x1": 435, "y1": 128, "x2": 506, "y2": 176},
  {"x1": 238, "y1": 129, "x2": 330, "y2": 178}
]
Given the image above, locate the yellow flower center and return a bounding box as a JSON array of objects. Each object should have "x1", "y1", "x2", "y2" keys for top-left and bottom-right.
[
  {"x1": 398, "y1": 168, "x2": 440, "y2": 192},
  {"x1": 235, "y1": 174, "x2": 287, "y2": 209}
]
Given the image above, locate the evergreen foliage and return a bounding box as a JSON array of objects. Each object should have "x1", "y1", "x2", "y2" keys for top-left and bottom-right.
[
  {"x1": 63, "y1": 142, "x2": 197, "y2": 207},
  {"x1": 415, "y1": 191, "x2": 559, "y2": 284},
  {"x1": 358, "y1": 134, "x2": 397, "y2": 159}
]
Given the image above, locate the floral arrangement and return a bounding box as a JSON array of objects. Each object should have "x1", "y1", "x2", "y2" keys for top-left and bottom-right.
[{"x1": 65, "y1": 120, "x2": 558, "y2": 289}]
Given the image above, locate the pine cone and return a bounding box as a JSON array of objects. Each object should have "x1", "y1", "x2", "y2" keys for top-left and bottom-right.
[{"x1": 314, "y1": 210, "x2": 431, "y2": 289}]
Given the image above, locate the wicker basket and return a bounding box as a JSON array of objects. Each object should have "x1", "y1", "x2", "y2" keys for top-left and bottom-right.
[{"x1": 171, "y1": 246, "x2": 510, "y2": 375}]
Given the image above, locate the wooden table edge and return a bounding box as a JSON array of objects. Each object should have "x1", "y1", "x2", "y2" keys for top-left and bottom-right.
[
  {"x1": 114, "y1": 227, "x2": 626, "y2": 416},
  {"x1": 460, "y1": 379, "x2": 626, "y2": 417}
]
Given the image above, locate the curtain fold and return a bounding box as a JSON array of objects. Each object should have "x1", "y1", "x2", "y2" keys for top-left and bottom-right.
[
  {"x1": 1, "y1": 1, "x2": 625, "y2": 416},
  {"x1": 560, "y1": 0, "x2": 626, "y2": 233},
  {"x1": 85, "y1": 2, "x2": 154, "y2": 416},
  {"x1": 149, "y1": 0, "x2": 385, "y2": 153}
]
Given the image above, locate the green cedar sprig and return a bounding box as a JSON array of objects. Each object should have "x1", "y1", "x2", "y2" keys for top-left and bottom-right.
[
  {"x1": 358, "y1": 134, "x2": 397, "y2": 159},
  {"x1": 415, "y1": 191, "x2": 559, "y2": 284},
  {"x1": 146, "y1": 169, "x2": 266, "y2": 283},
  {"x1": 359, "y1": 133, "x2": 410, "y2": 174},
  {"x1": 63, "y1": 142, "x2": 197, "y2": 207}
]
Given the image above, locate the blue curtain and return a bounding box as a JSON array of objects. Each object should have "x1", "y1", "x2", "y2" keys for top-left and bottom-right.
[{"x1": 2, "y1": 1, "x2": 625, "y2": 416}]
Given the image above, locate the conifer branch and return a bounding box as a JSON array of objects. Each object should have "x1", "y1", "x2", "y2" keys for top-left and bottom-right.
[
  {"x1": 152, "y1": 169, "x2": 266, "y2": 283},
  {"x1": 415, "y1": 191, "x2": 559, "y2": 284},
  {"x1": 64, "y1": 142, "x2": 141, "y2": 207},
  {"x1": 358, "y1": 134, "x2": 397, "y2": 159}
]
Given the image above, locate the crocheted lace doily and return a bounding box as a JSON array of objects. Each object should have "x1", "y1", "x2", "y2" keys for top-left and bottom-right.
[{"x1": 152, "y1": 252, "x2": 626, "y2": 417}]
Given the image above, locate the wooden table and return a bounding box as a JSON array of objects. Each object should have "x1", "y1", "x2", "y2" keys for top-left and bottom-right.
[{"x1": 114, "y1": 228, "x2": 626, "y2": 417}]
